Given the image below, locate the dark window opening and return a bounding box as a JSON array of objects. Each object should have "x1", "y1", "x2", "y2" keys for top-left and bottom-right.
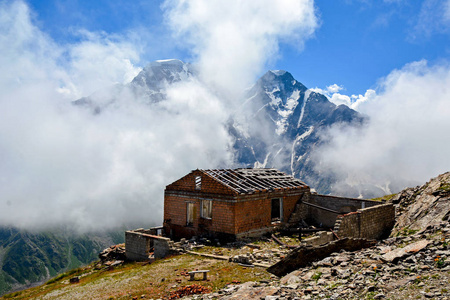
[{"x1": 271, "y1": 198, "x2": 282, "y2": 223}]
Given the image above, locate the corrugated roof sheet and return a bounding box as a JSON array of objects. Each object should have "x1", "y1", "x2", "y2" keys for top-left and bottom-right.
[{"x1": 201, "y1": 168, "x2": 308, "y2": 194}]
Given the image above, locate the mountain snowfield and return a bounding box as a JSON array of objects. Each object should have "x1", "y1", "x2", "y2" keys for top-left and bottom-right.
[{"x1": 75, "y1": 59, "x2": 375, "y2": 197}]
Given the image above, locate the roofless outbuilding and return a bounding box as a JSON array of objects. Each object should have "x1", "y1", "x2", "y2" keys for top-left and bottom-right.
[{"x1": 125, "y1": 168, "x2": 396, "y2": 261}]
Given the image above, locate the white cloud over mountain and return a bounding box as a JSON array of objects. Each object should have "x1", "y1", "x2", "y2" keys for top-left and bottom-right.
[
  {"x1": 314, "y1": 60, "x2": 450, "y2": 196},
  {"x1": 0, "y1": 0, "x2": 318, "y2": 231}
]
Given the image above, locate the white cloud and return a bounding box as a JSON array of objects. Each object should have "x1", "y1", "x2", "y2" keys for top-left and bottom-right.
[
  {"x1": 0, "y1": 1, "x2": 232, "y2": 231},
  {"x1": 162, "y1": 0, "x2": 318, "y2": 100},
  {"x1": 313, "y1": 60, "x2": 450, "y2": 196},
  {"x1": 311, "y1": 85, "x2": 376, "y2": 110},
  {"x1": 410, "y1": 0, "x2": 450, "y2": 39},
  {"x1": 0, "y1": 0, "x2": 319, "y2": 231},
  {"x1": 66, "y1": 30, "x2": 142, "y2": 98}
]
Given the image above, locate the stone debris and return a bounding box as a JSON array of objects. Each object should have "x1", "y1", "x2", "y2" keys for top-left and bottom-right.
[
  {"x1": 177, "y1": 221, "x2": 449, "y2": 300},
  {"x1": 230, "y1": 247, "x2": 289, "y2": 266},
  {"x1": 98, "y1": 244, "x2": 126, "y2": 264},
  {"x1": 168, "y1": 284, "x2": 211, "y2": 300}
]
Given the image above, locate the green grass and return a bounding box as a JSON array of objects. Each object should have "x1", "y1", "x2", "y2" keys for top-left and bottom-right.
[
  {"x1": 438, "y1": 182, "x2": 450, "y2": 192},
  {"x1": 1, "y1": 250, "x2": 273, "y2": 300},
  {"x1": 45, "y1": 267, "x2": 83, "y2": 285},
  {"x1": 311, "y1": 271, "x2": 322, "y2": 281},
  {"x1": 371, "y1": 193, "x2": 397, "y2": 202}
]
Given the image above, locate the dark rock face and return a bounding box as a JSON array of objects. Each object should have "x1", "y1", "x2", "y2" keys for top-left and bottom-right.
[{"x1": 231, "y1": 70, "x2": 365, "y2": 194}]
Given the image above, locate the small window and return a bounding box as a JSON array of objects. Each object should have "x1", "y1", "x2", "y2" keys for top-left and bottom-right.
[
  {"x1": 201, "y1": 200, "x2": 212, "y2": 219},
  {"x1": 186, "y1": 202, "x2": 194, "y2": 226},
  {"x1": 195, "y1": 176, "x2": 201, "y2": 190}
]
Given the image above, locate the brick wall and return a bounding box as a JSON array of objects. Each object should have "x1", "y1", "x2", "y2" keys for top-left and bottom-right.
[
  {"x1": 163, "y1": 192, "x2": 237, "y2": 239},
  {"x1": 165, "y1": 170, "x2": 236, "y2": 195},
  {"x1": 334, "y1": 203, "x2": 395, "y2": 240},
  {"x1": 163, "y1": 169, "x2": 310, "y2": 240},
  {"x1": 234, "y1": 192, "x2": 303, "y2": 234}
]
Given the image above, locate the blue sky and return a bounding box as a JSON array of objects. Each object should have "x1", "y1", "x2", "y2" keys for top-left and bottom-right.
[{"x1": 25, "y1": 0, "x2": 450, "y2": 96}]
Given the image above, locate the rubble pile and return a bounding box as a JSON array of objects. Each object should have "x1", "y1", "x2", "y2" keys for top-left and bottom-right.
[
  {"x1": 169, "y1": 284, "x2": 211, "y2": 300},
  {"x1": 98, "y1": 244, "x2": 126, "y2": 265},
  {"x1": 230, "y1": 248, "x2": 289, "y2": 266}
]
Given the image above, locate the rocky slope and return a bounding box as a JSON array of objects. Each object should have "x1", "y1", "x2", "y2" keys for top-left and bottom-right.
[
  {"x1": 180, "y1": 172, "x2": 450, "y2": 299},
  {"x1": 391, "y1": 171, "x2": 450, "y2": 235}
]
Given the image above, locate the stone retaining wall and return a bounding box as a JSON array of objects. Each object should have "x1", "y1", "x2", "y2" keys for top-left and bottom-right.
[
  {"x1": 305, "y1": 194, "x2": 381, "y2": 228},
  {"x1": 334, "y1": 203, "x2": 395, "y2": 240}
]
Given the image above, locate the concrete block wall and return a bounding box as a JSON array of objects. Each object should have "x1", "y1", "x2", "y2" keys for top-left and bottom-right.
[
  {"x1": 125, "y1": 230, "x2": 174, "y2": 261},
  {"x1": 153, "y1": 236, "x2": 172, "y2": 259},
  {"x1": 335, "y1": 203, "x2": 395, "y2": 240},
  {"x1": 125, "y1": 231, "x2": 153, "y2": 261}
]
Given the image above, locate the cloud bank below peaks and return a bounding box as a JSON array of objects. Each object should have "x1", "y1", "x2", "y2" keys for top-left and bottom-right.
[
  {"x1": 0, "y1": 1, "x2": 233, "y2": 231},
  {"x1": 313, "y1": 60, "x2": 450, "y2": 197},
  {"x1": 0, "y1": 0, "x2": 320, "y2": 231}
]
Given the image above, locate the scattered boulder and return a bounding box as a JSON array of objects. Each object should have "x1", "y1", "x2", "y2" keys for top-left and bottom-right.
[{"x1": 380, "y1": 239, "x2": 430, "y2": 263}]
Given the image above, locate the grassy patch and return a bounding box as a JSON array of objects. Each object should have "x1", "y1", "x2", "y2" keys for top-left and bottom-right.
[
  {"x1": 438, "y1": 182, "x2": 450, "y2": 192},
  {"x1": 1, "y1": 251, "x2": 273, "y2": 300},
  {"x1": 45, "y1": 267, "x2": 84, "y2": 285},
  {"x1": 311, "y1": 272, "x2": 322, "y2": 281},
  {"x1": 371, "y1": 193, "x2": 397, "y2": 202}
]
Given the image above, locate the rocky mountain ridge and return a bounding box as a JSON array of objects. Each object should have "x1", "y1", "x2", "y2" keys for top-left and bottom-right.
[
  {"x1": 75, "y1": 59, "x2": 367, "y2": 195},
  {"x1": 0, "y1": 228, "x2": 123, "y2": 296}
]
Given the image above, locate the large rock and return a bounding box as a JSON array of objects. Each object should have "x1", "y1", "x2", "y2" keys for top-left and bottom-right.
[
  {"x1": 391, "y1": 172, "x2": 450, "y2": 235},
  {"x1": 380, "y1": 239, "x2": 430, "y2": 263}
]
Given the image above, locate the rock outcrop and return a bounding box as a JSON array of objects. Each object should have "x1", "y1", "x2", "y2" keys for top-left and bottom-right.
[{"x1": 391, "y1": 172, "x2": 450, "y2": 235}]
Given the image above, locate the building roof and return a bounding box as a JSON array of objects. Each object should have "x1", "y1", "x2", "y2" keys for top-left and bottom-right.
[{"x1": 201, "y1": 168, "x2": 308, "y2": 194}]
